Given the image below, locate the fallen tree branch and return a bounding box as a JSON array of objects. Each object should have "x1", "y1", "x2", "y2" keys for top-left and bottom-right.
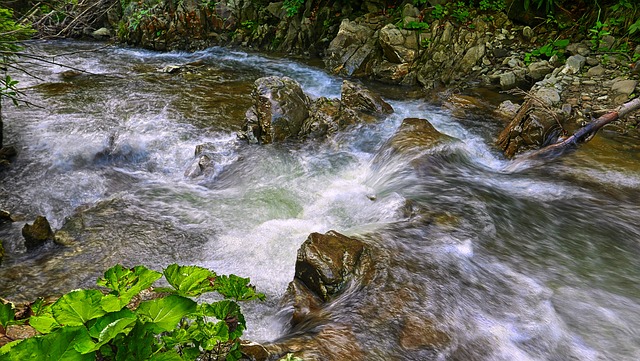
[{"x1": 516, "y1": 96, "x2": 640, "y2": 161}]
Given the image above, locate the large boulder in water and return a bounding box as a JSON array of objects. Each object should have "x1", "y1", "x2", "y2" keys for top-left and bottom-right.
[
  {"x1": 22, "y1": 216, "x2": 54, "y2": 250},
  {"x1": 270, "y1": 229, "x2": 453, "y2": 360},
  {"x1": 240, "y1": 76, "x2": 311, "y2": 144},
  {"x1": 294, "y1": 230, "x2": 373, "y2": 303}
]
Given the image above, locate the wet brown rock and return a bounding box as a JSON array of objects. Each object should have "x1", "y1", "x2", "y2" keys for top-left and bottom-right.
[
  {"x1": 497, "y1": 107, "x2": 564, "y2": 158},
  {"x1": 399, "y1": 315, "x2": 451, "y2": 350},
  {"x1": 22, "y1": 216, "x2": 54, "y2": 250},
  {"x1": 294, "y1": 230, "x2": 372, "y2": 302},
  {"x1": 241, "y1": 341, "x2": 271, "y2": 361},
  {"x1": 268, "y1": 324, "x2": 365, "y2": 361},
  {"x1": 284, "y1": 278, "x2": 324, "y2": 326},
  {"x1": 340, "y1": 80, "x2": 393, "y2": 116},
  {"x1": 379, "y1": 118, "x2": 454, "y2": 158}
]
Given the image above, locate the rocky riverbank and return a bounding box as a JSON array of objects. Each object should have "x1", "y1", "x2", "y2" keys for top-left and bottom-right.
[{"x1": 100, "y1": 0, "x2": 639, "y2": 157}]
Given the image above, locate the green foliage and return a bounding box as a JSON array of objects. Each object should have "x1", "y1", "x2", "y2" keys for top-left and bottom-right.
[
  {"x1": 413, "y1": 0, "x2": 428, "y2": 6},
  {"x1": 283, "y1": 0, "x2": 305, "y2": 17},
  {"x1": 0, "y1": 302, "x2": 15, "y2": 329},
  {"x1": 524, "y1": 38, "x2": 569, "y2": 64},
  {"x1": 589, "y1": 20, "x2": 611, "y2": 50},
  {"x1": 431, "y1": 4, "x2": 446, "y2": 20},
  {"x1": 479, "y1": 0, "x2": 506, "y2": 12},
  {"x1": 403, "y1": 21, "x2": 430, "y2": 31},
  {"x1": 627, "y1": 17, "x2": 640, "y2": 36},
  {"x1": 129, "y1": 8, "x2": 151, "y2": 31},
  {"x1": 0, "y1": 264, "x2": 264, "y2": 361},
  {"x1": 0, "y1": 7, "x2": 34, "y2": 106},
  {"x1": 97, "y1": 264, "x2": 162, "y2": 312},
  {"x1": 451, "y1": 2, "x2": 471, "y2": 23}
]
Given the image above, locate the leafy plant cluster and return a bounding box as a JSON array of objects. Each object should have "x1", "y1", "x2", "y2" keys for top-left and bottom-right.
[
  {"x1": 524, "y1": 38, "x2": 569, "y2": 64},
  {"x1": 0, "y1": 264, "x2": 264, "y2": 361},
  {"x1": 282, "y1": 0, "x2": 305, "y2": 17},
  {"x1": 0, "y1": 7, "x2": 35, "y2": 148}
]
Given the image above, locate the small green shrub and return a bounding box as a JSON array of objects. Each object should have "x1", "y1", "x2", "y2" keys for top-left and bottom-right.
[
  {"x1": 451, "y1": 2, "x2": 471, "y2": 23},
  {"x1": 0, "y1": 264, "x2": 264, "y2": 361},
  {"x1": 404, "y1": 20, "x2": 430, "y2": 31},
  {"x1": 524, "y1": 38, "x2": 569, "y2": 64},
  {"x1": 479, "y1": 0, "x2": 506, "y2": 12},
  {"x1": 282, "y1": 0, "x2": 305, "y2": 17},
  {"x1": 589, "y1": 20, "x2": 611, "y2": 50},
  {"x1": 431, "y1": 4, "x2": 446, "y2": 19}
]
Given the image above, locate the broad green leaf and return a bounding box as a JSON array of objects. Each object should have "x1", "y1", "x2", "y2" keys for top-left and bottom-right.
[
  {"x1": 88, "y1": 308, "x2": 136, "y2": 339},
  {"x1": 149, "y1": 350, "x2": 184, "y2": 361},
  {"x1": 113, "y1": 321, "x2": 156, "y2": 361},
  {"x1": 553, "y1": 39, "x2": 570, "y2": 48},
  {"x1": 200, "y1": 321, "x2": 229, "y2": 351},
  {"x1": 0, "y1": 326, "x2": 94, "y2": 361},
  {"x1": 0, "y1": 339, "x2": 24, "y2": 357},
  {"x1": 162, "y1": 264, "x2": 217, "y2": 297},
  {"x1": 100, "y1": 294, "x2": 124, "y2": 313},
  {"x1": 0, "y1": 302, "x2": 14, "y2": 328},
  {"x1": 29, "y1": 314, "x2": 61, "y2": 334},
  {"x1": 75, "y1": 309, "x2": 138, "y2": 354},
  {"x1": 52, "y1": 289, "x2": 106, "y2": 326},
  {"x1": 29, "y1": 301, "x2": 61, "y2": 334},
  {"x1": 30, "y1": 298, "x2": 47, "y2": 316},
  {"x1": 180, "y1": 347, "x2": 200, "y2": 361},
  {"x1": 136, "y1": 295, "x2": 196, "y2": 332},
  {"x1": 213, "y1": 274, "x2": 265, "y2": 301},
  {"x1": 199, "y1": 300, "x2": 246, "y2": 339},
  {"x1": 97, "y1": 264, "x2": 161, "y2": 312}
]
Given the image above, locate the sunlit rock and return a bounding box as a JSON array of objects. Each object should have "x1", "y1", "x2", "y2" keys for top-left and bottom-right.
[
  {"x1": 22, "y1": 216, "x2": 54, "y2": 250},
  {"x1": 294, "y1": 230, "x2": 372, "y2": 303},
  {"x1": 324, "y1": 19, "x2": 377, "y2": 77}
]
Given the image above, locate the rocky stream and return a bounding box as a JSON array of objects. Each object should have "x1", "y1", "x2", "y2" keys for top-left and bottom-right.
[{"x1": 0, "y1": 39, "x2": 639, "y2": 360}]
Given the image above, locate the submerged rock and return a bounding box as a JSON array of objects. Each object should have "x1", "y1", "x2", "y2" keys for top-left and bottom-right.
[
  {"x1": 22, "y1": 216, "x2": 54, "y2": 250},
  {"x1": 376, "y1": 118, "x2": 454, "y2": 158}
]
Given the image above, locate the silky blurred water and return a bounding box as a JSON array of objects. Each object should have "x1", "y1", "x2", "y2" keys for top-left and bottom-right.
[{"x1": 0, "y1": 41, "x2": 639, "y2": 360}]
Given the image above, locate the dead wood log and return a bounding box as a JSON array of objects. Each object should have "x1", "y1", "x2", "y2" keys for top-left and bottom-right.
[{"x1": 516, "y1": 96, "x2": 640, "y2": 161}]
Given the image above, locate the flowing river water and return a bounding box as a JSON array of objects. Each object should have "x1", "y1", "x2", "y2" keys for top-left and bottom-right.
[{"x1": 1, "y1": 41, "x2": 640, "y2": 360}]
